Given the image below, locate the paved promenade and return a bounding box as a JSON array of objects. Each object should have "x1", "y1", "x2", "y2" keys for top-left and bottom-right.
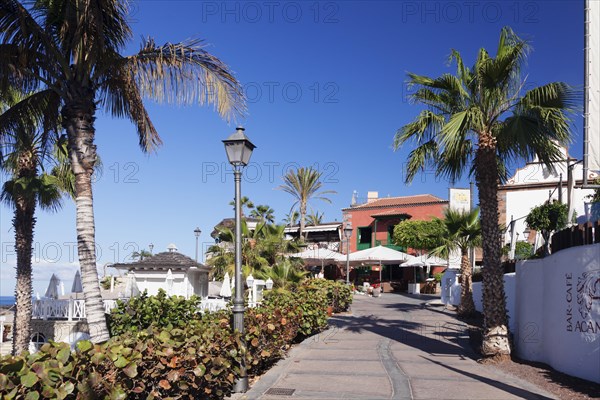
[{"x1": 235, "y1": 292, "x2": 556, "y2": 400}]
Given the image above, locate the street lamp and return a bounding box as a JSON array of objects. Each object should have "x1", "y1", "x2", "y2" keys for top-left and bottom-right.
[
  {"x1": 194, "y1": 227, "x2": 201, "y2": 262},
  {"x1": 223, "y1": 126, "x2": 256, "y2": 393},
  {"x1": 344, "y1": 223, "x2": 353, "y2": 285},
  {"x1": 148, "y1": 243, "x2": 154, "y2": 255}
]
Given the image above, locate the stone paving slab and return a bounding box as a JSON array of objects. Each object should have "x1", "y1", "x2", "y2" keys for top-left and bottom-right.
[{"x1": 231, "y1": 293, "x2": 557, "y2": 400}]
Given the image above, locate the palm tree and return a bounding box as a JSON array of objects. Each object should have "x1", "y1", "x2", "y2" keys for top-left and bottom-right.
[
  {"x1": 229, "y1": 196, "x2": 254, "y2": 217},
  {"x1": 306, "y1": 209, "x2": 324, "y2": 226},
  {"x1": 431, "y1": 208, "x2": 481, "y2": 317},
  {"x1": 131, "y1": 249, "x2": 152, "y2": 261},
  {"x1": 0, "y1": 90, "x2": 63, "y2": 354},
  {"x1": 282, "y1": 210, "x2": 300, "y2": 227},
  {"x1": 278, "y1": 167, "x2": 336, "y2": 239},
  {"x1": 250, "y1": 204, "x2": 275, "y2": 223},
  {"x1": 254, "y1": 260, "x2": 308, "y2": 290},
  {"x1": 0, "y1": 1, "x2": 245, "y2": 342},
  {"x1": 394, "y1": 27, "x2": 577, "y2": 357}
]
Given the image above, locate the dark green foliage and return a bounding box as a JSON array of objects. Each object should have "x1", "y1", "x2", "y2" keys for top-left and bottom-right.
[
  {"x1": 393, "y1": 219, "x2": 446, "y2": 251},
  {"x1": 526, "y1": 201, "x2": 569, "y2": 234},
  {"x1": 107, "y1": 289, "x2": 202, "y2": 336},
  {"x1": 526, "y1": 201, "x2": 568, "y2": 255},
  {"x1": 0, "y1": 284, "x2": 342, "y2": 399},
  {"x1": 301, "y1": 279, "x2": 353, "y2": 313},
  {"x1": 243, "y1": 303, "x2": 301, "y2": 376},
  {"x1": 263, "y1": 283, "x2": 329, "y2": 338}
]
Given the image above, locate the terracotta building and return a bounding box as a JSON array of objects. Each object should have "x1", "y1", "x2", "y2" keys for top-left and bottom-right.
[{"x1": 341, "y1": 192, "x2": 449, "y2": 253}]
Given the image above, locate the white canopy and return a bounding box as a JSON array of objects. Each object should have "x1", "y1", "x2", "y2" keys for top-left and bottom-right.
[
  {"x1": 123, "y1": 272, "x2": 140, "y2": 298},
  {"x1": 348, "y1": 246, "x2": 411, "y2": 266},
  {"x1": 44, "y1": 274, "x2": 62, "y2": 299},
  {"x1": 71, "y1": 270, "x2": 83, "y2": 293},
  {"x1": 402, "y1": 254, "x2": 448, "y2": 267},
  {"x1": 220, "y1": 272, "x2": 232, "y2": 298},
  {"x1": 289, "y1": 248, "x2": 346, "y2": 264}
]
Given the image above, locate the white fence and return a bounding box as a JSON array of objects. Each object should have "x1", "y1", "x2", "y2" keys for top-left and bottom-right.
[
  {"x1": 31, "y1": 297, "x2": 230, "y2": 321},
  {"x1": 472, "y1": 244, "x2": 600, "y2": 384},
  {"x1": 32, "y1": 299, "x2": 86, "y2": 321}
]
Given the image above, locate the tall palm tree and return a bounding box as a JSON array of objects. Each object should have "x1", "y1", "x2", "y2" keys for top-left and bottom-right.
[
  {"x1": 431, "y1": 208, "x2": 481, "y2": 317},
  {"x1": 250, "y1": 204, "x2": 275, "y2": 223},
  {"x1": 0, "y1": 90, "x2": 63, "y2": 354},
  {"x1": 394, "y1": 27, "x2": 577, "y2": 357},
  {"x1": 0, "y1": 0, "x2": 245, "y2": 342},
  {"x1": 278, "y1": 167, "x2": 336, "y2": 239}
]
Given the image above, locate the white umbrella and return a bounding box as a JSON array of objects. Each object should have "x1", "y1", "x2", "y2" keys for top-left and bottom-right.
[
  {"x1": 71, "y1": 270, "x2": 83, "y2": 293},
  {"x1": 165, "y1": 269, "x2": 174, "y2": 295},
  {"x1": 220, "y1": 272, "x2": 232, "y2": 298},
  {"x1": 44, "y1": 274, "x2": 62, "y2": 299},
  {"x1": 348, "y1": 246, "x2": 411, "y2": 265},
  {"x1": 123, "y1": 272, "x2": 140, "y2": 298},
  {"x1": 402, "y1": 254, "x2": 448, "y2": 267},
  {"x1": 348, "y1": 246, "x2": 412, "y2": 283},
  {"x1": 289, "y1": 248, "x2": 346, "y2": 264}
]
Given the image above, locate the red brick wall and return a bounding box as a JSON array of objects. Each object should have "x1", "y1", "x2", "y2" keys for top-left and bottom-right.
[{"x1": 344, "y1": 202, "x2": 447, "y2": 252}]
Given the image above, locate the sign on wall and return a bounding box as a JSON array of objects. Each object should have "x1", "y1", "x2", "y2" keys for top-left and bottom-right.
[{"x1": 449, "y1": 188, "x2": 471, "y2": 213}]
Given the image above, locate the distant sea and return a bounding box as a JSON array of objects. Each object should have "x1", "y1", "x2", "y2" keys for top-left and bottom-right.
[{"x1": 0, "y1": 296, "x2": 15, "y2": 307}]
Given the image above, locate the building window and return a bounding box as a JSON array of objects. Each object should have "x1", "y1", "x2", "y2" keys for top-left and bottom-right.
[
  {"x1": 29, "y1": 332, "x2": 47, "y2": 353},
  {"x1": 357, "y1": 227, "x2": 372, "y2": 250}
]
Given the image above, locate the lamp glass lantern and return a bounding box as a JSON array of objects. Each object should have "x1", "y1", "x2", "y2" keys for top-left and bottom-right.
[
  {"x1": 344, "y1": 225, "x2": 353, "y2": 239},
  {"x1": 194, "y1": 227, "x2": 201, "y2": 237},
  {"x1": 246, "y1": 274, "x2": 254, "y2": 289},
  {"x1": 223, "y1": 127, "x2": 256, "y2": 167}
]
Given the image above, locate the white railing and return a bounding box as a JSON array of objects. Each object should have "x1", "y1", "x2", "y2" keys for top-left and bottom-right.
[
  {"x1": 198, "y1": 298, "x2": 228, "y2": 313},
  {"x1": 32, "y1": 299, "x2": 86, "y2": 321},
  {"x1": 31, "y1": 297, "x2": 235, "y2": 320}
]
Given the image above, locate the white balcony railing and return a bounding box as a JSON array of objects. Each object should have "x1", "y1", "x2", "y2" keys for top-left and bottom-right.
[{"x1": 31, "y1": 297, "x2": 231, "y2": 321}]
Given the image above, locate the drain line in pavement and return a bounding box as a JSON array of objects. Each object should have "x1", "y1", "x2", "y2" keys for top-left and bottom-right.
[{"x1": 378, "y1": 338, "x2": 413, "y2": 400}]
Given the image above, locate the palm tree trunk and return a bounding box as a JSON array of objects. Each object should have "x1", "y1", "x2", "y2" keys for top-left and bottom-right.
[
  {"x1": 457, "y1": 252, "x2": 476, "y2": 317},
  {"x1": 63, "y1": 92, "x2": 109, "y2": 343},
  {"x1": 299, "y1": 202, "x2": 306, "y2": 240},
  {"x1": 475, "y1": 139, "x2": 511, "y2": 358},
  {"x1": 12, "y1": 199, "x2": 35, "y2": 355}
]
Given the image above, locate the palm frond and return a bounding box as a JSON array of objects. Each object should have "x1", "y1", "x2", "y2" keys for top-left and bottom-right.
[{"x1": 113, "y1": 37, "x2": 246, "y2": 122}]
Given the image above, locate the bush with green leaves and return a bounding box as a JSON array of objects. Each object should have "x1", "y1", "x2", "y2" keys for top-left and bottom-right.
[
  {"x1": 263, "y1": 285, "x2": 328, "y2": 338},
  {"x1": 301, "y1": 279, "x2": 352, "y2": 313},
  {"x1": 0, "y1": 284, "x2": 338, "y2": 399},
  {"x1": 107, "y1": 289, "x2": 202, "y2": 335},
  {"x1": 243, "y1": 302, "x2": 301, "y2": 377},
  {"x1": 0, "y1": 341, "x2": 87, "y2": 399}
]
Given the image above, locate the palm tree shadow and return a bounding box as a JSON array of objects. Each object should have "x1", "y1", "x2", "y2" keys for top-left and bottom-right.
[
  {"x1": 420, "y1": 356, "x2": 555, "y2": 400},
  {"x1": 326, "y1": 296, "x2": 552, "y2": 400}
]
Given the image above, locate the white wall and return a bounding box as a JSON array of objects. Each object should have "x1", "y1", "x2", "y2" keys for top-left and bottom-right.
[
  {"x1": 515, "y1": 244, "x2": 600, "y2": 384},
  {"x1": 504, "y1": 188, "x2": 594, "y2": 245},
  {"x1": 472, "y1": 273, "x2": 516, "y2": 333}
]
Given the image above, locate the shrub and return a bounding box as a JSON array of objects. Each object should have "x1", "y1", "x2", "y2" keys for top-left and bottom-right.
[
  {"x1": 263, "y1": 285, "x2": 328, "y2": 338},
  {"x1": 108, "y1": 289, "x2": 202, "y2": 336},
  {"x1": 0, "y1": 283, "x2": 338, "y2": 399},
  {"x1": 243, "y1": 303, "x2": 301, "y2": 377},
  {"x1": 301, "y1": 279, "x2": 353, "y2": 313}
]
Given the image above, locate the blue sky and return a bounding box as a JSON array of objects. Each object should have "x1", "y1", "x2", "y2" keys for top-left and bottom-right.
[{"x1": 0, "y1": 0, "x2": 586, "y2": 296}]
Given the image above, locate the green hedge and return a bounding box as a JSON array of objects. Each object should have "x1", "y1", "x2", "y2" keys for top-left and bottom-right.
[{"x1": 0, "y1": 282, "x2": 349, "y2": 399}]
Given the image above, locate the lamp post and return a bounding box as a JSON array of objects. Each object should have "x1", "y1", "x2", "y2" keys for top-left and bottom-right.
[
  {"x1": 344, "y1": 223, "x2": 353, "y2": 285},
  {"x1": 194, "y1": 227, "x2": 201, "y2": 262},
  {"x1": 148, "y1": 243, "x2": 154, "y2": 255},
  {"x1": 223, "y1": 126, "x2": 256, "y2": 393}
]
